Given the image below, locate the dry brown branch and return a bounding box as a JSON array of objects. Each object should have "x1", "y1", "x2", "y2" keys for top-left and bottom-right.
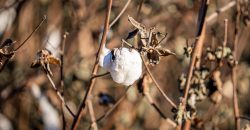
[
  {"x1": 60, "y1": 32, "x2": 68, "y2": 130},
  {"x1": 144, "y1": 88, "x2": 167, "y2": 119},
  {"x1": 0, "y1": 16, "x2": 46, "y2": 72},
  {"x1": 136, "y1": 0, "x2": 144, "y2": 20},
  {"x1": 46, "y1": 73, "x2": 75, "y2": 118},
  {"x1": 177, "y1": 0, "x2": 209, "y2": 129},
  {"x1": 95, "y1": 85, "x2": 131, "y2": 123},
  {"x1": 232, "y1": 1, "x2": 241, "y2": 130},
  {"x1": 109, "y1": 0, "x2": 131, "y2": 28},
  {"x1": 14, "y1": 15, "x2": 46, "y2": 51},
  {"x1": 140, "y1": 54, "x2": 177, "y2": 109},
  {"x1": 206, "y1": 1, "x2": 236, "y2": 24},
  {"x1": 87, "y1": 99, "x2": 98, "y2": 130},
  {"x1": 70, "y1": 0, "x2": 113, "y2": 129}
]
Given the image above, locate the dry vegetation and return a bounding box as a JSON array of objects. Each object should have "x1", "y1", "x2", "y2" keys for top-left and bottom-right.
[{"x1": 0, "y1": 0, "x2": 250, "y2": 130}]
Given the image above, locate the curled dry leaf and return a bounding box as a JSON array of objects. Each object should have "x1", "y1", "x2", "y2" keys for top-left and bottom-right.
[
  {"x1": 128, "y1": 16, "x2": 147, "y2": 32},
  {"x1": 31, "y1": 49, "x2": 61, "y2": 76}
]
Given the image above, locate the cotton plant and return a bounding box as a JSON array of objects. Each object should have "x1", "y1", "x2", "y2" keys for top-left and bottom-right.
[{"x1": 99, "y1": 45, "x2": 142, "y2": 86}]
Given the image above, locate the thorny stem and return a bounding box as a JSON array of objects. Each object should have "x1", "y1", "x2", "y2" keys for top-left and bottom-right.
[
  {"x1": 109, "y1": 0, "x2": 131, "y2": 28},
  {"x1": 14, "y1": 15, "x2": 46, "y2": 51},
  {"x1": 45, "y1": 73, "x2": 75, "y2": 118},
  {"x1": 140, "y1": 54, "x2": 177, "y2": 109},
  {"x1": 70, "y1": 0, "x2": 113, "y2": 129},
  {"x1": 233, "y1": 0, "x2": 241, "y2": 130}
]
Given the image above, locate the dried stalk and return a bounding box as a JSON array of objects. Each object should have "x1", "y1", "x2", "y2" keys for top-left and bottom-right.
[
  {"x1": 232, "y1": 1, "x2": 241, "y2": 130},
  {"x1": 140, "y1": 55, "x2": 177, "y2": 109},
  {"x1": 14, "y1": 15, "x2": 46, "y2": 51},
  {"x1": 60, "y1": 32, "x2": 68, "y2": 130},
  {"x1": 87, "y1": 99, "x2": 98, "y2": 130},
  {"x1": 46, "y1": 73, "x2": 75, "y2": 118},
  {"x1": 136, "y1": 0, "x2": 144, "y2": 19},
  {"x1": 177, "y1": 0, "x2": 209, "y2": 129},
  {"x1": 206, "y1": 1, "x2": 236, "y2": 24},
  {"x1": 70, "y1": 0, "x2": 113, "y2": 129},
  {"x1": 143, "y1": 83, "x2": 167, "y2": 119},
  {"x1": 95, "y1": 85, "x2": 132, "y2": 123},
  {"x1": 109, "y1": 0, "x2": 131, "y2": 28},
  {"x1": 0, "y1": 16, "x2": 46, "y2": 72}
]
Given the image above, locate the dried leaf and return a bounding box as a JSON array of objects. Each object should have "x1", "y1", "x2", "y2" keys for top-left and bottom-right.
[
  {"x1": 0, "y1": 39, "x2": 15, "y2": 48},
  {"x1": 30, "y1": 49, "x2": 61, "y2": 76},
  {"x1": 128, "y1": 16, "x2": 146, "y2": 32},
  {"x1": 158, "y1": 48, "x2": 176, "y2": 56},
  {"x1": 47, "y1": 55, "x2": 61, "y2": 65},
  {"x1": 150, "y1": 32, "x2": 159, "y2": 47}
]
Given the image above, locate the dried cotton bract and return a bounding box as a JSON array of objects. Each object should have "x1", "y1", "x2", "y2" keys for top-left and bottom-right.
[{"x1": 99, "y1": 46, "x2": 142, "y2": 86}]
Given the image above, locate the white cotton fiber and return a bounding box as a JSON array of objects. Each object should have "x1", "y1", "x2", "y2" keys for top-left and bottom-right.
[{"x1": 99, "y1": 46, "x2": 142, "y2": 86}]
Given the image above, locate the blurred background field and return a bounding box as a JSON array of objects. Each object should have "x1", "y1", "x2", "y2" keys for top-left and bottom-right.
[{"x1": 0, "y1": 0, "x2": 250, "y2": 130}]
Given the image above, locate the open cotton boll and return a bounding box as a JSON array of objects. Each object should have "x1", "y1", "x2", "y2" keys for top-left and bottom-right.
[{"x1": 99, "y1": 46, "x2": 142, "y2": 86}]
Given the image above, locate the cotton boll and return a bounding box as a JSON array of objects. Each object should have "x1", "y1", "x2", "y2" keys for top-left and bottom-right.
[{"x1": 99, "y1": 46, "x2": 142, "y2": 86}]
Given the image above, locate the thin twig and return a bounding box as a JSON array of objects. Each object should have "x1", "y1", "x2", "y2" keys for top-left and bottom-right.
[
  {"x1": 0, "y1": 16, "x2": 46, "y2": 72},
  {"x1": 90, "y1": 72, "x2": 110, "y2": 79},
  {"x1": 206, "y1": 1, "x2": 236, "y2": 24},
  {"x1": 140, "y1": 54, "x2": 177, "y2": 109},
  {"x1": 87, "y1": 99, "x2": 98, "y2": 130},
  {"x1": 60, "y1": 32, "x2": 68, "y2": 130},
  {"x1": 109, "y1": 0, "x2": 131, "y2": 28},
  {"x1": 14, "y1": 15, "x2": 47, "y2": 51},
  {"x1": 46, "y1": 73, "x2": 75, "y2": 118},
  {"x1": 144, "y1": 92, "x2": 166, "y2": 119},
  {"x1": 239, "y1": 116, "x2": 250, "y2": 122},
  {"x1": 70, "y1": 0, "x2": 113, "y2": 129},
  {"x1": 95, "y1": 85, "x2": 131, "y2": 123},
  {"x1": 136, "y1": 0, "x2": 144, "y2": 20},
  {"x1": 232, "y1": 0, "x2": 241, "y2": 129}
]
